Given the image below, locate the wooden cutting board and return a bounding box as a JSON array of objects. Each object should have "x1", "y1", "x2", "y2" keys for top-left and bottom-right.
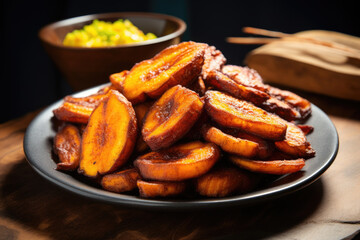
[{"x1": 245, "y1": 30, "x2": 360, "y2": 101}]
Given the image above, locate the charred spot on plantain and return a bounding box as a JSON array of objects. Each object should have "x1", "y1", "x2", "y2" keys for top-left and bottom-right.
[
  {"x1": 155, "y1": 97, "x2": 174, "y2": 122},
  {"x1": 94, "y1": 122, "x2": 108, "y2": 147},
  {"x1": 160, "y1": 150, "x2": 191, "y2": 161},
  {"x1": 53, "y1": 124, "x2": 82, "y2": 171}
]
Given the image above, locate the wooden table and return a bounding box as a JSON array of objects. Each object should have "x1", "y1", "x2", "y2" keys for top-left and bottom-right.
[{"x1": 0, "y1": 91, "x2": 359, "y2": 240}]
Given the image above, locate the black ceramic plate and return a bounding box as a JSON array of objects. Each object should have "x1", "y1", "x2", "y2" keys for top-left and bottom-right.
[{"x1": 23, "y1": 85, "x2": 339, "y2": 210}]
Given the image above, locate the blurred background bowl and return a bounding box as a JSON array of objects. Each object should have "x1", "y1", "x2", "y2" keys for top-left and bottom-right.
[{"x1": 39, "y1": 12, "x2": 186, "y2": 91}]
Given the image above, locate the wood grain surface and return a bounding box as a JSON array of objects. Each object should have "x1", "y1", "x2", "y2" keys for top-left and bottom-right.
[{"x1": 0, "y1": 91, "x2": 359, "y2": 240}]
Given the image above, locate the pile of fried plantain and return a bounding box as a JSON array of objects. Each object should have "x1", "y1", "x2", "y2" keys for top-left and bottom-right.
[{"x1": 52, "y1": 41, "x2": 315, "y2": 199}]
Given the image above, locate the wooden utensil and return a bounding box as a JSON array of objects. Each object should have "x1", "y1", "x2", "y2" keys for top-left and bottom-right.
[{"x1": 227, "y1": 28, "x2": 360, "y2": 101}]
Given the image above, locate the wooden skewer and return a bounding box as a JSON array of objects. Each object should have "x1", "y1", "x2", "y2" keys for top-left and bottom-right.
[
  {"x1": 242, "y1": 27, "x2": 291, "y2": 38},
  {"x1": 226, "y1": 37, "x2": 276, "y2": 44},
  {"x1": 244, "y1": 27, "x2": 358, "y2": 53},
  {"x1": 227, "y1": 26, "x2": 360, "y2": 57}
]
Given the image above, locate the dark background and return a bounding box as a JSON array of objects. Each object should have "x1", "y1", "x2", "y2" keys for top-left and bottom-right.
[{"x1": 1, "y1": 0, "x2": 359, "y2": 123}]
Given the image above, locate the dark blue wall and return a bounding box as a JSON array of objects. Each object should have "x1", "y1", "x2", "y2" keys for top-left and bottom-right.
[{"x1": 1, "y1": 0, "x2": 359, "y2": 122}]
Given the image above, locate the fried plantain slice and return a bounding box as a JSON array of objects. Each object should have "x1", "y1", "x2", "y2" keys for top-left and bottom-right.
[
  {"x1": 205, "y1": 90, "x2": 287, "y2": 140},
  {"x1": 221, "y1": 65, "x2": 267, "y2": 92},
  {"x1": 137, "y1": 180, "x2": 186, "y2": 198},
  {"x1": 275, "y1": 121, "x2": 315, "y2": 158},
  {"x1": 97, "y1": 84, "x2": 118, "y2": 94},
  {"x1": 53, "y1": 92, "x2": 108, "y2": 124},
  {"x1": 222, "y1": 65, "x2": 309, "y2": 120},
  {"x1": 134, "y1": 101, "x2": 153, "y2": 126},
  {"x1": 202, "y1": 125, "x2": 259, "y2": 158},
  {"x1": 63, "y1": 93, "x2": 107, "y2": 109},
  {"x1": 121, "y1": 41, "x2": 208, "y2": 104},
  {"x1": 204, "y1": 126, "x2": 273, "y2": 159},
  {"x1": 260, "y1": 96, "x2": 301, "y2": 121},
  {"x1": 195, "y1": 166, "x2": 258, "y2": 197},
  {"x1": 78, "y1": 90, "x2": 137, "y2": 177},
  {"x1": 109, "y1": 70, "x2": 129, "y2": 91},
  {"x1": 133, "y1": 101, "x2": 153, "y2": 152},
  {"x1": 53, "y1": 124, "x2": 81, "y2": 171},
  {"x1": 205, "y1": 70, "x2": 269, "y2": 106},
  {"x1": 101, "y1": 168, "x2": 141, "y2": 193},
  {"x1": 297, "y1": 125, "x2": 314, "y2": 135},
  {"x1": 235, "y1": 131, "x2": 274, "y2": 159},
  {"x1": 230, "y1": 156, "x2": 305, "y2": 175},
  {"x1": 201, "y1": 46, "x2": 227, "y2": 79},
  {"x1": 53, "y1": 101, "x2": 94, "y2": 124},
  {"x1": 134, "y1": 141, "x2": 220, "y2": 181},
  {"x1": 265, "y1": 85, "x2": 312, "y2": 119},
  {"x1": 142, "y1": 85, "x2": 204, "y2": 151}
]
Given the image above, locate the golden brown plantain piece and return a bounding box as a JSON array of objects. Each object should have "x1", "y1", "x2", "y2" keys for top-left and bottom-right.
[
  {"x1": 101, "y1": 168, "x2": 141, "y2": 193},
  {"x1": 222, "y1": 65, "x2": 308, "y2": 120},
  {"x1": 78, "y1": 90, "x2": 137, "y2": 177},
  {"x1": 235, "y1": 131, "x2": 274, "y2": 159},
  {"x1": 205, "y1": 90, "x2": 287, "y2": 140},
  {"x1": 53, "y1": 101, "x2": 94, "y2": 124},
  {"x1": 205, "y1": 70, "x2": 269, "y2": 106},
  {"x1": 134, "y1": 141, "x2": 220, "y2": 181},
  {"x1": 275, "y1": 121, "x2": 315, "y2": 158},
  {"x1": 265, "y1": 85, "x2": 312, "y2": 119},
  {"x1": 53, "y1": 124, "x2": 81, "y2": 171},
  {"x1": 109, "y1": 70, "x2": 129, "y2": 91},
  {"x1": 260, "y1": 96, "x2": 301, "y2": 121},
  {"x1": 97, "y1": 84, "x2": 118, "y2": 94},
  {"x1": 120, "y1": 41, "x2": 208, "y2": 104},
  {"x1": 63, "y1": 93, "x2": 107, "y2": 109},
  {"x1": 142, "y1": 85, "x2": 204, "y2": 151},
  {"x1": 53, "y1": 92, "x2": 108, "y2": 124},
  {"x1": 137, "y1": 180, "x2": 186, "y2": 198},
  {"x1": 297, "y1": 125, "x2": 314, "y2": 135},
  {"x1": 214, "y1": 126, "x2": 273, "y2": 158},
  {"x1": 202, "y1": 125, "x2": 259, "y2": 158},
  {"x1": 134, "y1": 101, "x2": 153, "y2": 123},
  {"x1": 230, "y1": 156, "x2": 305, "y2": 175},
  {"x1": 195, "y1": 166, "x2": 257, "y2": 197},
  {"x1": 133, "y1": 101, "x2": 153, "y2": 152},
  {"x1": 221, "y1": 65, "x2": 267, "y2": 92},
  {"x1": 201, "y1": 46, "x2": 227, "y2": 79}
]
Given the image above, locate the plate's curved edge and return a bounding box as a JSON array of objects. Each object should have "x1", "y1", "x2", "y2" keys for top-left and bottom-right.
[
  {"x1": 291, "y1": 104, "x2": 339, "y2": 179},
  {"x1": 22, "y1": 87, "x2": 339, "y2": 210},
  {"x1": 306, "y1": 104, "x2": 339, "y2": 179}
]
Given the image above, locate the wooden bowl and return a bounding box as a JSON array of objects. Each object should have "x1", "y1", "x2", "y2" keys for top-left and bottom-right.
[{"x1": 39, "y1": 12, "x2": 186, "y2": 91}]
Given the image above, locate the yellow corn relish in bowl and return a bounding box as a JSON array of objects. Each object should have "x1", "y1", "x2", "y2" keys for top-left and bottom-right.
[
  {"x1": 38, "y1": 12, "x2": 186, "y2": 91},
  {"x1": 63, "y1": 19, "x2": 157, "y2": 47}
]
